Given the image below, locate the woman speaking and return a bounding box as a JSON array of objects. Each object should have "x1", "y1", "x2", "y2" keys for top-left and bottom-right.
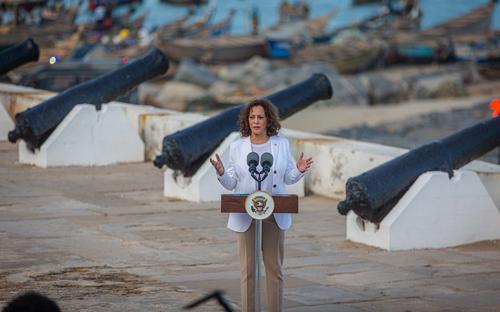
[{"x1": 210, "y1": 98, "x2": 313, "y2": 312}]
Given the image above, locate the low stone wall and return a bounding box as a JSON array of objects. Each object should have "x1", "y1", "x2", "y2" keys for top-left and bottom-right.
[
  {"x1": 2, "y1": 82, "x2": 499, "y2": 206},
  {"x1": 0, "y1": 83, "x2": 55, "y2": 119}
]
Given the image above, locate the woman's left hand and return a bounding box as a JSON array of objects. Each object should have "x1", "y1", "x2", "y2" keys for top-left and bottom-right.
[{"x1": 296, "y1": 152, "x2": 313, "y2": 173}]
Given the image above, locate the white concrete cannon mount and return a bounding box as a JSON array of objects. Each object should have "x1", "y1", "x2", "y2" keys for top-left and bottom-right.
[
  {"x1": 346, "y1": 169, "x2": 500, "y2": 251},
  {"x1": 19, "y1": 103, "x2": 144, "y2": 167}
]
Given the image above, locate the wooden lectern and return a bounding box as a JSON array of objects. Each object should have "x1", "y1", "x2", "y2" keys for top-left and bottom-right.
[
  {"x1": 221, "y1": 194, "x2": 298, "y2": 213},
  {"x1": 221, "y1": 193, "x2": 298, "y2": 312}
]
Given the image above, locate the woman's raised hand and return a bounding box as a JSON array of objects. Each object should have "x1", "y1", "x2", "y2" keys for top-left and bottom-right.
[
  {"x1": 296, "y1": 152, "x2": 313, "y2": 173},
  {"x1": 209, "y1": 153, "x2": 225, "y2": 176}
]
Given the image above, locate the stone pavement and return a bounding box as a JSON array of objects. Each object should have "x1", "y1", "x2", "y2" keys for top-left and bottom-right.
[{"x1": 1, "y1": 141, "x2": 500, "y2": 311}]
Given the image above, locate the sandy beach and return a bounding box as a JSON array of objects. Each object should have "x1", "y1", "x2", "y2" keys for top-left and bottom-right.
[{"x1": 283, "y1": 95, "x2": 493, "y2": 133}]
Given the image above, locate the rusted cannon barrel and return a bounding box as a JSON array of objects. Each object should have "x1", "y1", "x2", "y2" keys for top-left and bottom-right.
[
  {"x1": 0, "y1": 38, "x2": 39, "y2": 76},
  {"x1": 338, "y1": 116, "x2": 500, "y2": 223},
  {"x1": 154, "y1": 73, "x2": 333, "y2": 175},
  {"x1": 8, "y1": 48, "x2": 169, "y2": 151}
]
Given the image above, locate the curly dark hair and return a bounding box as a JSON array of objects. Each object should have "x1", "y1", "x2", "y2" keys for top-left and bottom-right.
[{"x1": 239, "y1": 98, "x2": 281, "y2": 137}]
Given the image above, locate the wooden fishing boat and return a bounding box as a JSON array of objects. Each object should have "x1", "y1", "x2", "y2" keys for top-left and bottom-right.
[
  {"x1": 88, "y1": 0, "x2": 142, "y2": 11},
  {"x1": 455, "y1": 38, "x2": 500, "y2": 80},
  {"x1": 307, "y1": 9, "x2": 337, "y2": 41},
  {"x1": 19, "y1": 60, "x2": 123, "y2": 92},
  {"x1": 417, "y1": 3, "x2": 494, "y2": 41},
  {"x1": 395, "y1": 2, "x2": 494, "y2": 45},
  {"x1": 160, "y1": 0, "x2": 208, "y2": 5},
  {"x1": 158, "y1": 35, "x2": 267, "y2": 63},
  {"x1": 156, "y1": 10, "x2": 195, "y2": 40},
  {"x1": 156, "y1": 5, "x2": 213, "y2": 40},
  {"x1": 264, "y1": 10, "x2": 336, "y2": 58},
  {"x1": 294, "y1": 39, "x2": 383, "y2": 73},
  {"x1": 192, "y1": 8, "x2": 236, "y2": 38},
  {"x1": 386, "y1": 2, "x2": 495, "y2": 64},
  {"x1": 394, "y1": 41, "x2": 454, "y2": 63},
  {"x1": 353, "y1": 0, "x2": 383, "y2": 5},
  {"x1": 0, "y1": 20, "x2": 79, "y2": 67},
  {"x1": 477, "y1": 56, "x2": 500, "y2": 80}
]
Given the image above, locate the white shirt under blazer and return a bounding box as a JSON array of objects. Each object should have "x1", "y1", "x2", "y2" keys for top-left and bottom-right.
[{"x1": 217, "y1": 135, "x2": 304, "y2": 232}]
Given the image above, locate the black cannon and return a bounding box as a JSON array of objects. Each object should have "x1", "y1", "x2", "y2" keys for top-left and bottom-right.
[
  {"x1": 0, "y1": 38, "x2": 40, "y2": 76},
  {"x1": 338, "y1": 116, "x2": 500, "y2": 223},
  {"x1": 154, "y1": 73, "x2": 333, "y2": 176},
  {"x1": 8, "y1": 48, "x2": 169, "y2": 151}
]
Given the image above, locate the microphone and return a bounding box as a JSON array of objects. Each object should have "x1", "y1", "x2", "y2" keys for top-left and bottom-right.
[
  {"x1": 247, "y1": 152, "x2": 259, "y2": 174},
  {"x1": 261, "y1": 152, "x2": 273, "y2": 173}
]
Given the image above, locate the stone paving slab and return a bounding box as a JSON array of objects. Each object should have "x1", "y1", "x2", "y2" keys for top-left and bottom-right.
[
  {"x1": 1, "y1": 141, "x2": 500, "y2": 311},
  {"x1": 424, "y1": 290, "x2": 500, "y2": 309},
  {"x1": 285, "y1": 285, "x2": 369, "y2": 305},
  {"x1": 346, "y1": 298, "x2": 458, "y2": 312},
  {"x1": 286, "y1": 304, "x2": 366, "y2": 312}
]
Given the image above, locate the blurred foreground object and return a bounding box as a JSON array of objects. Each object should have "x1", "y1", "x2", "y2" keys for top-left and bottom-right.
[
  {"x1": 490, "y1": 98, "x2": 500, "y2": 117},
  {"x1": 2, "y1": 291, "x2": 61, "y2": 312},
  {"x1": 184, "y1": 290, "x2": 233, "y2": 312}
]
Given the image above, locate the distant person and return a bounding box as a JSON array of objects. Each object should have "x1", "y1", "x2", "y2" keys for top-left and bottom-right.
[
  {"x1": 403, "y1": 0, "x2": 415, "y2": 15},
  {"x1": 2, "y1": 291, "x2": 61, "y2": 312},
  {"x1": 386, "y1": 0, "x2": 420, "y2": 18},
  {"x1": 103, "y1": 6, "x2": 113, "y2": 29},
  {"x1": 295, "y1": 0, "x2": 310, "y2": 20},
  {"x1": 251, "y1": 5, "x2": 259, "y2": 35},
  {"x1": 0, "y1": 4, "x2": 14, "y2": 25},
  {"x1": 94, "y1": 4, "x2": 106, "y2": 31},
  {"x1": 279, "y1": 0, "x2": 292, "y2": 23}
]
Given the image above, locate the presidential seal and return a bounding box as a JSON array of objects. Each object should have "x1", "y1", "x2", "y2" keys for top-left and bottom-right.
[{"x1": 245, "y1": 190, "x2": 274, "y2": 220}]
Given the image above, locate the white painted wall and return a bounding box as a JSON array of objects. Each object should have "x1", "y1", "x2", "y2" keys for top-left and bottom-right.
[
  {"x1": 107, "y1": 101, "x2": 169, "y2": 133},
  {"x1": 0, "y1": 83, "x2": 54, "y2": 118},
  {"x1": 0, "y1": 104, "x2": 14, "y2": 141},
  {"x1": 139, "y1": 112, "x2": 206, "y2": 161},
  {"x1": 296, "y1": 139, "x2": 500, "y2": 203}
]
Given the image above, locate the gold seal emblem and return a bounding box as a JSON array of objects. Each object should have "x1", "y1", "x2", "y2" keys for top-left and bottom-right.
[{"x1": 245, "y1": 191, "x2": 274, "y2": 220}]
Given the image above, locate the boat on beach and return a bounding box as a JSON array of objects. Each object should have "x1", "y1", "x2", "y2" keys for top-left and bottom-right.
[
  {"x1": 156, "y1": 5, "x2": 336, "y2": 63},
  {"x1": 158, "y1": 35, "x2": 267, "y2": 63},
  {"x1": 160, "y1": 0, "x2": 208, "y2": 5},
  {"x1": 191, "y1": 8, "x2": 236, "y2": 38},
  {"x1": 385, "y1": 2, "x2": 495, "y2": 64},
  {"x1": 352, "y1": 0, "x2": 384, "y2": 5},
  {"x1": 263, "y1": 10, "x2": 336, "y2": 58},
  {"x1": 155, "y1": 10, "x2": 195, "y2": 40},
  {"x1": 392, "y1": 2, "x2": 494, "y2": 45},
  {"x1": 156, "y1": 5, "x2": 213, "y2": 40},
  {"x1": 455, "y1": 37, "x2": 500, "y2": 80},
  {"x1": 294, "y1": 37, "x2": 383, "y2": 73}
]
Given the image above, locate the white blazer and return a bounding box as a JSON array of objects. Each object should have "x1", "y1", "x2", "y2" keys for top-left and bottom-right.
[{"x1": 217, "y1": 135, "x2": 304, "y2": 232}]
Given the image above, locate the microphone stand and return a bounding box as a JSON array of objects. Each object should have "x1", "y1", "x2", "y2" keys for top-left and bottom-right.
[{"x1": 249, "y1": 166, "x2": 270, "y2": 312}]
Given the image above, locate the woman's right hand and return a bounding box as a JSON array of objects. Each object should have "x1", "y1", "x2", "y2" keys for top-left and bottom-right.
[{"x1": 209, "y1": 153, "x2": 225, "y2": 176}]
